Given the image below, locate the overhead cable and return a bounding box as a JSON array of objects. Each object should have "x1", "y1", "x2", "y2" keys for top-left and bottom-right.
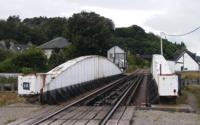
[{"x1": 164, "y1": 26, "x2": 200, "y2": 36}]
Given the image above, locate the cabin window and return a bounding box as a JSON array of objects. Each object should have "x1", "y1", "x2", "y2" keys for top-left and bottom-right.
[{"x1": 23, "y1": 82, "x2": 30, "y2": 90}]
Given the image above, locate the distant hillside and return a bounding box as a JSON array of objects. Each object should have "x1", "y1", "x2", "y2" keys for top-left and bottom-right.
[
  {"x1": 0, "y1": 15, "x2": 186, "y2": 60},
  {"x1": 0, "y1": 12, "x2": 187, "y2": 73},
  {"x1": 112, "y1": 25, "x2": 186, "y2": 59}
]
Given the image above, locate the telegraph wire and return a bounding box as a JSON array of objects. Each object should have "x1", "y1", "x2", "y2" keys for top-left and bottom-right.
[{"x1": 163, "y1": 26, "x2": 200, "y2": 37}]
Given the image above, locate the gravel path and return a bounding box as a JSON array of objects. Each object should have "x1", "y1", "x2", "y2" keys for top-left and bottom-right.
[
  {"x1": 1, "y1": 103, "x2": 200, "y2": 125},
  {"x1": 134, "y1": 110, "x2": 200, "y2": 125},
  {"x1": 0, "y1": 103, "x2": 46, "y2": 125}
]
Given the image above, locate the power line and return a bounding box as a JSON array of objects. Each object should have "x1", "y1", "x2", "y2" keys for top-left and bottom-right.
[
  {"x1": 164, "y1": 26, "x2": 200, "y2": 37},
  {"x1": 160, "y1": 26, "x2": 200, "y2": 55}
]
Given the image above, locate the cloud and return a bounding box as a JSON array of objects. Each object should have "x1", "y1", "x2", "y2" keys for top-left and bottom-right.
[
  {"x1": 0, "y1": 0, "x2": 81, "y2": 19},
  {"x1": 64, "y1": 0, "x2": 176, "y2": 11},
  {"x1": 0, "y1": 0, "x2": 200, "y2": 52},
  {"x1": 144, "y1": 0, "x2": 200, "y2": 53},
  {"x1": 81, "y1": 6, "x2": 163, "y2": 27}
]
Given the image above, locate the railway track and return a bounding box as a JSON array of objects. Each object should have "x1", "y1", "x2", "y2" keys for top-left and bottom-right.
[{"x1": 10, "y1": 70, "x2": 150, "y2": 125}]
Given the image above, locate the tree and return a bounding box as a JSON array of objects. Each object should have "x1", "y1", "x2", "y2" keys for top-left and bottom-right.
[
  {"x1": 67, "y1": 11, "x2": 114, "y2": 56},
  {"x1": 114, "y1": 25, "x2": 146, "y2": 38},
  {"x1": 48, "y1": 50, "x2": 65, "y2": 69},
  {"x1": 0, "y1": 49, "x2": 13, "y2": 62},
  {"x1": 7, "y1": 15, "x2": 21, "y2": 23},
  {"x1": 0, "y1": 48, "x2": 48, "y2": 73},
  {"x1": 113, "y1": 25, "x2": 186, "y2": 59},
  {"x1": 48, "y1": 45, "x2": 78, "y2": 69}
]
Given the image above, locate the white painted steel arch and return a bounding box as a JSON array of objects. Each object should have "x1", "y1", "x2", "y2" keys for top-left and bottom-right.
[
  {"x1": 43, "y1": 55, "x2": 122, "y2": 92},
  {"x1": 18, "y1": 55, "x2": 122, "y2": 95}
]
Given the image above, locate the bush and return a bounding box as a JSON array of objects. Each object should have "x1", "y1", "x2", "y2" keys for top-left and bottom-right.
[
  {"x1": 127, "y1": 52, "x2": 150, "y2": 72},
  {"x1": 0, "y1": 48, "x2": 47, "y2": 73},
  {"x1": 48, "y1": 44, "x2": 78, "y2": 69},
  {"x1": 0, "y1": 49, "x2": 13, "y2": 62}
]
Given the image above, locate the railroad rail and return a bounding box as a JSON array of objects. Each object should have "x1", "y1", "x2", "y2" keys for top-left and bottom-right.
[
  {"x1": 12, "y1": 70, "x2": 150, "y2": 125},
  {"x1": 99, "y1": 71, "x2": 144, "y2": 125}
]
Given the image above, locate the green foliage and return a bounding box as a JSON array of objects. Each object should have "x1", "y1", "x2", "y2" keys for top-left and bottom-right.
[
  {"x1": 62, "y1": 44, "x2": 78, "y2": 61},
  {"x1": 127, "y1": 52, "x2": 150, "y2": 72},
  {"x1": 67, "y1": 11, "x2": 114, "y2": 56},
  {"x1": 114, "y1": 25, "x2": 146, "y2": 38},
  {"x1": 7, "y1": 15, "x2": 21, "y2": 23},
  {"x1": 21, "y1": 67, "x2": 35, "y2": 74},
  {"x1": 0, "y1": 48, "x2": 47, "y2": 73},
  {"x1": 113, "y1": 26, "x2": 185, "y2": 60},
  {"x1": 48, "y1": 50, "x2": 65, "y2": 69},
  {"x1": 48, "y1": 45, "x2": 78, "y2": 69},
  {"x1": 0, "y1": 16, "x2": 68, "y2": 45},
  {"x1": 0, "y1": 13, "x2": 187, "y2": 72},
  {"x1": 0, "y1": 49, "x2": 13, "y2": 62}
]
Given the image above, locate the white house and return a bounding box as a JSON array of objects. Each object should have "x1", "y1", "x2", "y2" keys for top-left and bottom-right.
[
  {"x1": 174, "y1": 50, "x2": 200, "y2": 72},
  {"x1": 38, "y1": 37, "x2": 71, "y2": 58},
  {"x1": 107, "y1": 46, "x2": 127, "y2": 70}
]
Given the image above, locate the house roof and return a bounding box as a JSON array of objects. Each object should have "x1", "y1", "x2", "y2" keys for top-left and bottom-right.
[
  {"x1": 196, "y1": 56, "x2": 200, "y2": 63},
  {"x1": 108, "y1": 46, "x2": 125, "y2": 53},
  {"x1": 11, "y1": 44, "x2": 29, "y2": 52},
  {"x1": 175, "y1": 50, "x2": 199, "y2": 64},
  {"x1": 38, "y1": 37, "x2": 71, "y2": 49}
]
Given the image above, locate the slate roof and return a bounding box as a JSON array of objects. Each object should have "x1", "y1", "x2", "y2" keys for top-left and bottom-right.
[
  {"x1": 174, "y1": 49, "x2": 199, "y2": 64},
  {"x1": 11, "y1": 44, "x2": 29, "y2": 52},
  {"x1": 38, "y1": 37, "x2": 71, "y2": 49},
  {"x1": 196, "y1": 56, "x2": 200, "y2": 63}
]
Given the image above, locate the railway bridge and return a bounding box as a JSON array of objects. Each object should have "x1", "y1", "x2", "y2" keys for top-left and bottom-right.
[{"x1": 15, "y1": 55, "x2": 157, "y2": 125}]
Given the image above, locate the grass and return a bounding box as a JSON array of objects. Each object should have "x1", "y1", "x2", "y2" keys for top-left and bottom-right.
[
  {"x1": 185, "y1": 85, "x2": 200, "y2": 108},
  {"x1": 177, "y1": 85, "x2": 200, "y2": 109},
  {"x1": 0, "y1": 92, "x2": 25, "y2": 106},
  {"x1": 177, "y1": 88, "x2": 188, "y2": 104},
  {"x1": 181, "y1": 71, "x2": 200, "y2": 79}
]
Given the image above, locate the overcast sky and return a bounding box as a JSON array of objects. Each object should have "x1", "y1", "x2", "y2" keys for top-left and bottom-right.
[{"x1": 1, "y1": 0, "x2": 200, "y2": 54}]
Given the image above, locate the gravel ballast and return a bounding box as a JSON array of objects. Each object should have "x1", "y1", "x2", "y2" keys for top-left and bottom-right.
[{"x1": 134, "y1": 110, "x2": 200, "y2": 125}]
